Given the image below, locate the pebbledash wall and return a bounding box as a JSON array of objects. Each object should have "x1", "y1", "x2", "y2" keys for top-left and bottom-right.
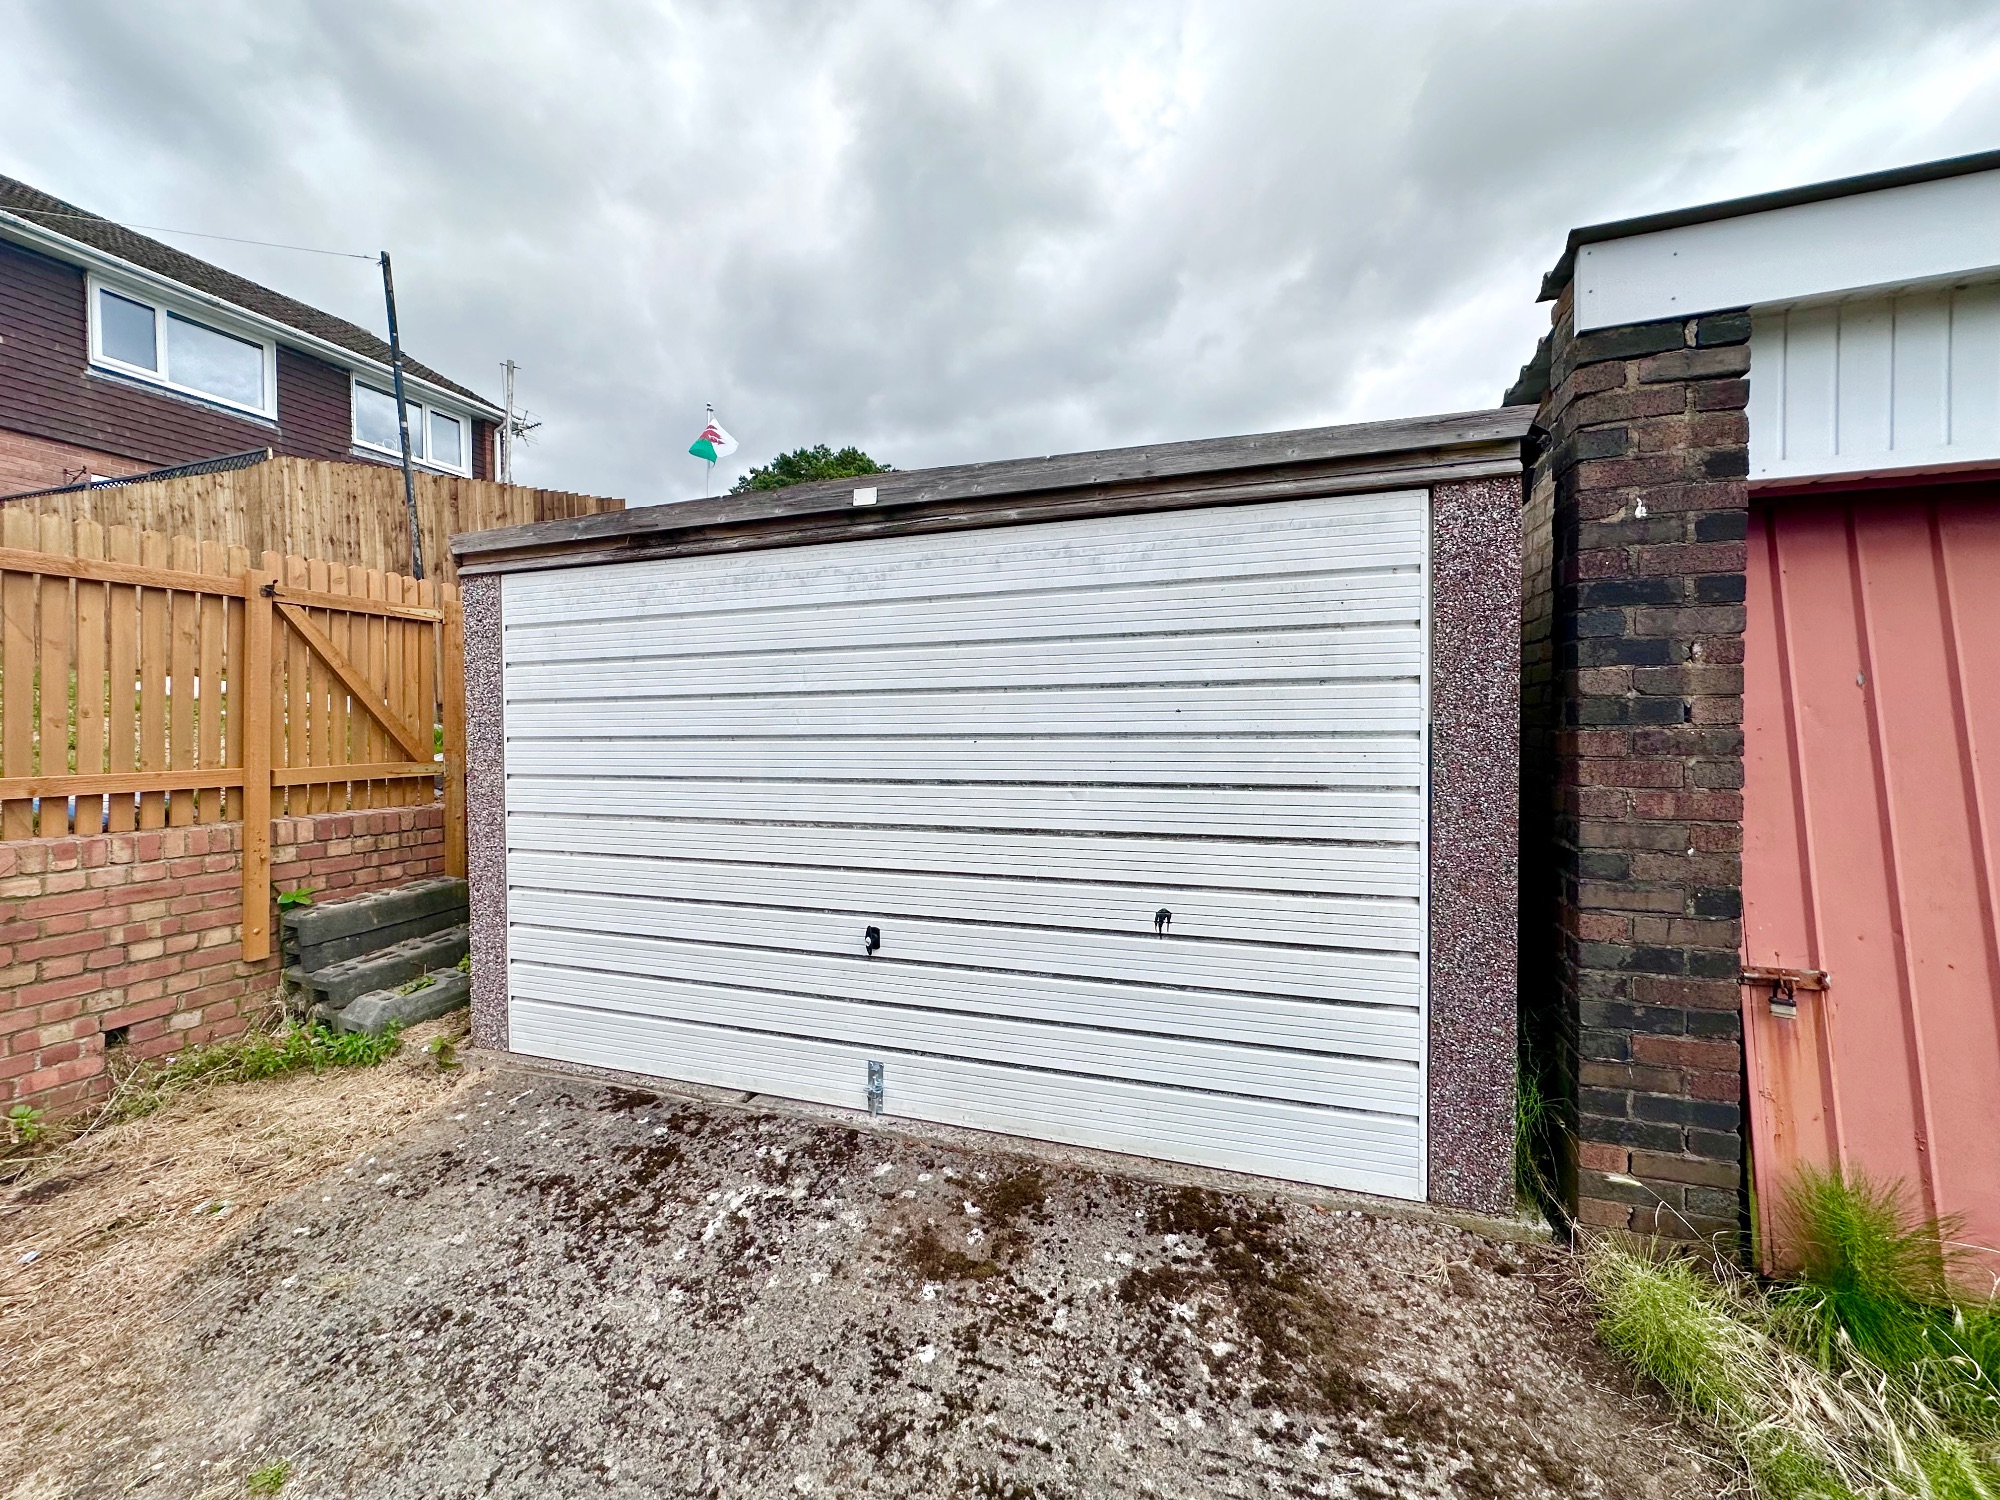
[
  {"x1": 1517, "y1": 287, "x2": 1753, "y2": 1249},
  {"x1": 0, "y1": 807, "x2": 445, "y2": 1113}
]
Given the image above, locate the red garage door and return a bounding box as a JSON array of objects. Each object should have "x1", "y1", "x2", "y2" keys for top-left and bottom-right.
[{"x1": 1743, "y1": 485, "x2": 2000, "y2": 1271}]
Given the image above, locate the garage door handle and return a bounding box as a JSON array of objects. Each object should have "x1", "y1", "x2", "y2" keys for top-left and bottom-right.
[
  {"x1": 864, "y1": 925, "x2": 882, "y2": 957},
  {"x1": 1154, "y1": 908, "x2": 1172, "y2": 936}
]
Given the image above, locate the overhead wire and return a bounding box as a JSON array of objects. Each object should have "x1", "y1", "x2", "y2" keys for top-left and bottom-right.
[{"x1": 0, "y1": 205, "x2": 376, "y2": 260}]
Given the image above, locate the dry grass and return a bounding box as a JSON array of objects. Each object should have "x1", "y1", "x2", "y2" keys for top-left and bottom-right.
[
  {"x1": 1584, "y1": 1204, "x2": 2000, "y2": 1500},
  {"x1": 0, "y1": 1013, "x2": 475, "y2": 1487}
]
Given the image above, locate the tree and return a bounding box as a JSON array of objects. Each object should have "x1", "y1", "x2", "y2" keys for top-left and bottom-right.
[{"x1": 730, "y1": 444, "x2": 890, "y2": 493}]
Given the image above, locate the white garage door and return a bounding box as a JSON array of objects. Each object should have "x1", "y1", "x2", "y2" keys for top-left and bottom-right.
[{"x1": 500, "y1": 490, "x2": 1429, "y2": 1197}]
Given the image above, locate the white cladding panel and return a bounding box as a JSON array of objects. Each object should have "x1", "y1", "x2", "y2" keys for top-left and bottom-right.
[
  {"x1": 1750, "y1": 284, "x2": 2000, "y2": 480},
  {"x1": 1574, "y1": 168, "x2": 2000, "y2": 331},
  {"x1": 500, "y1": 491, "x2": 1430, "y2": 1198}
]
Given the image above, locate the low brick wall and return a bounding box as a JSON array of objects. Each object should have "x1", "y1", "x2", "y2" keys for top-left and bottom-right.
[{"x1": 0, "y1": 806, "x2": 445, "y2": 1114}]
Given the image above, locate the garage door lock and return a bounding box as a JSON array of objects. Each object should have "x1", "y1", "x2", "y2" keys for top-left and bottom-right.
[
  {"x1": 1741, "y1": 965, "x2": 1827, "y2": 1019},
  {"x1": 864, "y1": 925, "x2": 882, "y2": 957},
  {"x1": 867, "y1": 1060, "x2": 884, "y2": 1115}
]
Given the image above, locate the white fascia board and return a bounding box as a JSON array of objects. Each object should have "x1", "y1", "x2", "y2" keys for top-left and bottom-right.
[
  {"x1": 0, "y1": 211, "x2": 504, "y2": 421},
  {"x1": 1574, "y1": 168, "x2": 2000, "y2": 332}
]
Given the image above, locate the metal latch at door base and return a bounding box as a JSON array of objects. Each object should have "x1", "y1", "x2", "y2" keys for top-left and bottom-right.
[{"x1": 1741, "y1": 965, "x2": 1827, "y2": 1019}]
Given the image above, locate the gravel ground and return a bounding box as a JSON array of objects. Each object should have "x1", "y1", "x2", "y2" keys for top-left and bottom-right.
[{"x1": 6, "y1": 1060, "x2": 1728, "y2": 1499}]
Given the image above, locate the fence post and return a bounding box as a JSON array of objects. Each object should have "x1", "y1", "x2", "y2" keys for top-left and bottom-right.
[
  {"x1": 440, "y1": 594, "x2": 467, "y2": 879},
  {"x1": 240, "y1": 569, "x2": 274, "y2": 962}
]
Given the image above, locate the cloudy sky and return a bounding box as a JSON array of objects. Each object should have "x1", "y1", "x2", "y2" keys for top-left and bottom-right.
[{"x1": 4, "y1": 0, "x2": 1999, "y2": 501}]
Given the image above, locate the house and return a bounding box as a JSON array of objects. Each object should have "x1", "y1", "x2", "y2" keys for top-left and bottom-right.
[
  {"x1": 1512, "y1": 147, "x2": 2000, "y2": 1264},
  {"x1": 0, "y1": 173, "x2": 503, "y2": 497}
]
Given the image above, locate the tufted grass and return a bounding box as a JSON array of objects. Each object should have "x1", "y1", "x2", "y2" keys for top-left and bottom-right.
[{"x1": 1584, "y1": 1167, "x2": 2000, "y2": 1499}]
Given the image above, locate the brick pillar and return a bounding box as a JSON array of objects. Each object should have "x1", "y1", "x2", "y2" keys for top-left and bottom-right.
[{"x1": 1526, "y1": 292, "x2": 1751, "y2": 1252}]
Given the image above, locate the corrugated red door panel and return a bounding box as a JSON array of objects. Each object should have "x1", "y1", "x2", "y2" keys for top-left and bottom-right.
[{"x1": 1744, "y1": 486, "x2": 2000, "y2": 1273}]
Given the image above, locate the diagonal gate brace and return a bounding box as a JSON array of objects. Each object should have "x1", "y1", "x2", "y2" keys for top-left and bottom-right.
[{"x1": 274, "y1": 601, "x2": 433, "y2": 764}]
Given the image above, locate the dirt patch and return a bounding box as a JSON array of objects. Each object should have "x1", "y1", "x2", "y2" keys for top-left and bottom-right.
[
  {"x1": 1, "y1": 1066, "x2": 1727, "y2": 1498},
  {"x1": 0, "y1": 1017, "x2": 474, "y2": 1493}
]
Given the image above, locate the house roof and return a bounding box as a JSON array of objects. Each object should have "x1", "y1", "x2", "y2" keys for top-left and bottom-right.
[
  {"x1": 453, "y1": 405, "x2": 1536, "y2": 576},
  {"x1": 0, "y1": 173, "x2": 494, "y2": 411},
  {"x1": 1538, "y1": 146, "x2": 2000, "y2": 301}
]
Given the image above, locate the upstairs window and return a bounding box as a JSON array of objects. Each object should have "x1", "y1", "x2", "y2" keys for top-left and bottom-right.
[
  {"x1": 428, "y1": 408, "x2": 463, "y2": 470},
  {"x1": 353, "y1": 382, "x2": 403, "y2": 452},
  {"x1": 87, "y1": 276, "x2": 275, "y2": 417},
  {"x1": 351, "y1": 379, "x2": 472, "y2": 476}
]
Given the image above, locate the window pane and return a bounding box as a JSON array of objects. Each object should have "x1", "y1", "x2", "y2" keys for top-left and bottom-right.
[
  {"x1": 428, "y1": 410, "x2": 463, "y2": 469},
  {"x1": 354, "y1": 385, "x2": 427, "y2": 457},
  {"x1": 353, "y1": 384, "x2": 401, "y2": 450},
  {"x1": 99, "y1": 290, "x2": 157, "y2": 370},
  {"x1": 165, "y1": 313, "x2": 264, "y2": 408}
]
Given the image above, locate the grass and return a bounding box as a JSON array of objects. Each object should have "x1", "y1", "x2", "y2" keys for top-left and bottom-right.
[
  {"x1": 245, "y1": 1458, "x2": 292, "y2": 1494},
  {"x1": 103, "y1": 1019, "x2": 403, "y2": 1126},
  {"x1": 1514, "y1": 1055, "x2": 1555, "y2": 1211},
  {"x1": 1584, "y1": 1167, "x2": 2000, "y2": 1499}
]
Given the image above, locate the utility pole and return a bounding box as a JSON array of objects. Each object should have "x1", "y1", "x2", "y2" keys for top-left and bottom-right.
[
  {"x1": 378, "y1": 251, "x2": 425, "y2": 580},
  {"x1": 500, "y1": 359, "x2": 518, "y2": 485}
]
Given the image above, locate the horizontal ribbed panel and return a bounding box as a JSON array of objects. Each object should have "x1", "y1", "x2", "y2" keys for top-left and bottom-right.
[
  {"x1": 502, "y1": 489, "x2": 1429, "y2": 1198},
  {"x1": 506, "y1": 850, "x2": 1420, "y2": 951}
]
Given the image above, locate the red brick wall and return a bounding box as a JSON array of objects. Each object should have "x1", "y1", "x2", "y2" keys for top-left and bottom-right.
[
  {"x1": 0, "y1": 806, "x2": 444, "y2": 1115},
  {"x1": 0, "y1": 427, "x2": 155, "y2": 496}
]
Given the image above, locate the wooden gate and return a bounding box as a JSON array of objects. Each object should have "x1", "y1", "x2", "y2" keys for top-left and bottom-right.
[
  {"x1": 1742, "y1": 485, "x2": 2000, "y2": 1270},
  {"x1": 0, "y1": 511, "x2": 465, "y2": 962}
]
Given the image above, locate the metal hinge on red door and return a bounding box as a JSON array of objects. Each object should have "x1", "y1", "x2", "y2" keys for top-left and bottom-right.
[{"x1": 1740, "y1": 965, "x2": 1828, "y2": 1019}]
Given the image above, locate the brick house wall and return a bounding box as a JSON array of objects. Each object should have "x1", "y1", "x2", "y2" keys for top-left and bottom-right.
[
  {"x1": 1521, "y1": 288, "x2": 1753, "y2": 1251},
  {"x1": 0, "y1": 806, "x2": 445, "y2": 1115},
  {"x1": 0, "y1": 426, "x2": 155, "y2": 496}
]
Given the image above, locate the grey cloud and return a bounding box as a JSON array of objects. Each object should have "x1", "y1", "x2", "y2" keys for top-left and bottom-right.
[{"x1": 3, "y1": 0, "x2": 1998, "y2": 502}]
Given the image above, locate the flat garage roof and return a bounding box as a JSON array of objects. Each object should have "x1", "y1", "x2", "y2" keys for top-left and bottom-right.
[{"x1": 451, "y1": 405, "x2": 1536, "y2": 576}]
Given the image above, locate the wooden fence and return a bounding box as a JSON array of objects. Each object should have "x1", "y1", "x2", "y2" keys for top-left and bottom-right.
[
  {"x1": 0, "y1": 510, "x2": 465, "y2": 961},
  {"x1": 2, "y1": 453, "x2": 623, "y2": 588}
]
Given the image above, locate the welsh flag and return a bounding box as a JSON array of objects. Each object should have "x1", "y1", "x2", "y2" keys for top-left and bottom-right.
[{"x1": 689, "y1": 414, "x2": 737, "y2": 463}]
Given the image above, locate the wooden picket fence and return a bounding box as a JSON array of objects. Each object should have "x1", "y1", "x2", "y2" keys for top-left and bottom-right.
[{"x1": 0, "y1": 510, "x2": 466, "y2": 961}]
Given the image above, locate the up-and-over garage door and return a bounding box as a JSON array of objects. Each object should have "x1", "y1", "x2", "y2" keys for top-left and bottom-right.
[{"x1": 499, "y1": 490, "x2": 1430, "y2": 1197}]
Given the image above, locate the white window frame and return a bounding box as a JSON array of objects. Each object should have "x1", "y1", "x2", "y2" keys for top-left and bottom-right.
[
  {"x1": 85, "y1": 272, "x2": 278, "y2": 420},
  {"x1": 350, "y1": 375, "x2": 474, "y2": 477}
]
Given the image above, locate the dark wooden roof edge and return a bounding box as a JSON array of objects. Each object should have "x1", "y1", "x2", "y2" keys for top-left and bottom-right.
[
  {"x1": 452, "y1": 405, "x2": 1536, "y2": 575},
  {"x1": 1538, "y1": 147, "x2": 2000, "y2": 302}
]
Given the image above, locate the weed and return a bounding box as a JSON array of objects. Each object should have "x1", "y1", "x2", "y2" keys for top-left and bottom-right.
[
  {"x1": 1776, "y1": 1167, "x2": 2000, "y2": 1433},
  {"x1": 7, "y1": 1104, "x2": 47, "y2": 1147},
  {"x1": 1584, "y1": 1167, "x2": 2000, "y2": 1499},
  {"x1": 107, "y1": 1022, "x2": 402, "y2": 1124},
  {"x1": 456, "y1": 953, "x2": 472, "y2": 974},
  {"x1": 245, "y1": 1458, "x2": 292, "y2": 1494},
  {"x1": 1514, "y1": 1057, "x2": 1555, "y2": 1210},
  {"x1": 425, "y1": 1033, "x2": 459, "y2": 1070},
  {"x1": 395, "y1": 972, "x2": 438, "y2": 996},
  {"x1": 275, "y1": 887, "x2": 314, "y2": 912}
]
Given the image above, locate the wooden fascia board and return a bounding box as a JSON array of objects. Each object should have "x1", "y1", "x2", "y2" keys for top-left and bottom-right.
[{"x1": 456, "y1": 417, "x2": 1532, "y2": 576}]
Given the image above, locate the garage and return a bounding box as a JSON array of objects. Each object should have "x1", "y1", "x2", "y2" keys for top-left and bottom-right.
[{"x1": 453, "y1": 411, "x2": 1527, "y2": 1208}]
